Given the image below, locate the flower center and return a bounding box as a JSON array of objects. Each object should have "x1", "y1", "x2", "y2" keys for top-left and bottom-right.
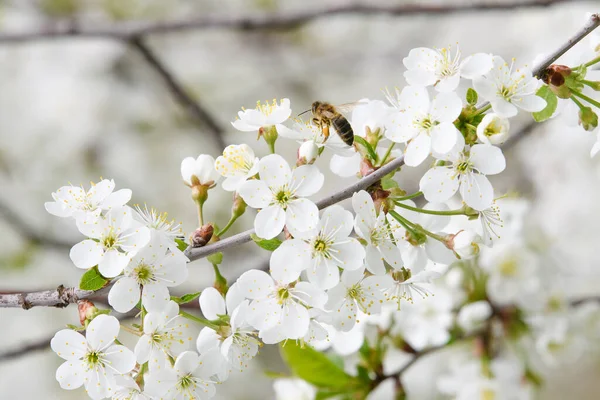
[
  {"x1": 256, "y1": 99, "x2": 280, "y2": 116},
  {"x1": 436, "y1": 47, "x2": 461, "y2": 78},
  {"x1": 416, "y1": 116, "x2": 437, "y2": 131},
  {"x1": 456, "y1": 160, "x2": 473, "y2": 173},
  {"x1": 482, "y1": 389, "x2": 496, "y2": 400},
  {"x1": 102, "y1": 230, "x2": 118, "y2": 249},
  {"x1": 275, "y1": 190, "x2": 292, "y2": 207},
  {"x1": 178, "y1": 374, "x2": 196, "y2": 390},
  {"x1": 85, "y1": 351, "x2": 103, "y2": 367},
  {"x1": 151, "y1": 332, "x2": 163, "y2": 344},
  {"x1": 277, "y1": 287, "x2": 290, "y2": 303},
  {"x1": 499, "y1": 258, "x2": 518, "y2": 277},
  {"x1": 392, "y1": 268, "x2": 412, "y2": 283},
  {"x1": 133, "y1": 263, "x2": 154, "y2": 285},
  {"x1": 347, "y1": 284, "x2": 363, "y2": 300}
]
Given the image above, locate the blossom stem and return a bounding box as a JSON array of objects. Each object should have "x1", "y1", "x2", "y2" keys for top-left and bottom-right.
[
  {"x1": 196, "y1": 200, "x2": 204, "y2": 227},
  {"x1": 394, "y1": 201, "x2": 467, "y2": 216},
  {"x1": 379, "y1": 142, "x2": 396, "y2": 166},
  {"x1": 389, "y1": 210, "x2": 446, "y2": 242},
  {"x1": 473, "y1": 104, "x2": 491, "y2": 116},
  {"x1": 179, "y1": 310, "x2": 217, "y2": 328},
  {"x1": 120, "y1": 324, "x2": 142, "y2": 337},
  {"x1": 571, "y1": 89, "x2": 600, "y2": 109},
  {"x1": 584, "y1": 55, "x2": 600, "y2": 68},
  {"x1": 216, "y1": 215, "x2": 239, "y2": 237},
  {"x1": 571, "y1": 96, "x2": 586, "y2": 110},
  {"x1": 390, "y1": 191, "x2": 422, "y2": 201},
  {"x1": 268, "y1": 141, "x2": 276, "y2": 154}
]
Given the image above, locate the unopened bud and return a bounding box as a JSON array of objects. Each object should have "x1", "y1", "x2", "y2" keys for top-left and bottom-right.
[
  {"x1": 445, "y1": 230, "x2": 481, "y2": 259},
  {"x1": 477, "y1": 113, "x2": 510, "y2": 145},
  {"x1": 191, "y1": 224, "x2": 214, "y2": 247},
  {"x1": 78, "y1": 300, "x2": 98, "y2": 326},
  {"x1": 579, "y1": 106, "x2": 599, "y2": 131},
  {"x1": 297, "y1": 140, "x2": 319, "y2": 166},
  {"x1": 371, "y1": 188, "x2": 391, "y2": 214},
  {"x1": 388, "y1": 187, "x2": 407, "y2": 197},
  {"x1": 231, "y1": 193, "x2": 247, "y2": 218},
  {"x1": 543, "y1": 65, "x2": 574, "y2": 99},
  {"x1": 360, "y1": 158, "x2": 376, "y2": 177}
]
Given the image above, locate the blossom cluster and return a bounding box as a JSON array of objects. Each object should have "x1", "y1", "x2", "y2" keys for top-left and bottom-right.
[{"x1": 43, "y1": 37, "x2": 600, "y2": 400}]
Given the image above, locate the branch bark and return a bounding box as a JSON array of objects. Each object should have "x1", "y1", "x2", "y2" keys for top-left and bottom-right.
[
  {"x1": 0, "y1": 0, "x2": 575, "y2": 44},
  {"x1": 130, "y1": 37, "x2": 226, "y2": 150},
  {"x1": 0, "y1": 284, "x2": 111, "y2": 309}
]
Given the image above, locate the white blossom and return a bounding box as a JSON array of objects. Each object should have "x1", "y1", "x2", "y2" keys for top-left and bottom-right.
[
  {"x1": 273, "y1": 378, "x2": 316, "y2": 400},
  {"x1": 231, "y1": 98, "x2": 291, "y2": 132},
  {"x1": 180, "y1": 154, "x2": 221, "y2": 187},
  {"x1": 112, "y1": 375, "x2": 152, "y2": 400},
  {"x1": 238, "y1": 154, "x2": 323, "y2": 239},
  {"x1": 214, "y1": 144, "x2": 259, "y2": 192},
  {"x1": 477, "y1": 113, "x2": 510, "y2": 145},
  {"x1": 70, "y1": 206, "x2": 151, "y2": 278},
  {"x1": 51, "y1": 315, "x2": 136, "y2": 400}
]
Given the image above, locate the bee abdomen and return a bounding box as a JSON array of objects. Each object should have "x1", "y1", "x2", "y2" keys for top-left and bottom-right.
[{"x1": 332, "y1": 116, "x2": 354, "y2": 146}]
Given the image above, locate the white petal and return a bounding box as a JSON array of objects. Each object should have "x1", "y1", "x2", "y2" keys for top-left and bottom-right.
[
  {"x1": 180, "y1": 157, "x2": 197, "y2": 185},
  {"x1": 331, "y1": 239, "x2": 365, "y2": 271},
  {"x1": 69, "y1": 240, "x2": 103, "y2": 270},
  {"x1": 270, "y1": 239, "x2": 311, "y2": 284},
  {"x1": 460, "y1": 173, "x2": 494, "y2": 211},
  {"x1": 472, "y1": 77, "x2": 496, "y2": 101},
  {"x1": 460, "y1": 53, "x2": 493, "y2": 79},
  {"x1": 100, "y1": 189, "x2": 132, "y2": 210},
  {"x1": 196, "y1": 327, "x2": 220, "y2": 353},
  {"x1": 470, "y1": 145, "x2": 506, "y2": 175},
  {"x1": 404, "y1": 69, "x2": 438, "y2": 87},
  {"x1": 404, "y1": 132, "x2": 431, "y2": 167},
  {"x1": 491, "y1": 99, "x2": 518, "y2": 118},
  {"x1": 120, "y1": 226, "x2": 151, "y2": 254},
  {"x1": 45, "y1": 201, "x2": 71, "y2": 217},
  {"x1": 292, "y1": 281, "x2": 327, "y2": 309},
  {"x1": 321, "y1": 205, "x2": 354, "y2": 240},
  {"x1": 419, "y1": 167, "x2": 460, "y2": 203},
  {"x1": 330, "y1": 153, "x2": 360, "y2": 178},
  {"x1": 238, "y1": 180, "x2": 272, "y2": 209},
  {"x1": 238, "y1": 269, "x2": 274, "y2": 300},
  {"x1": 333, "y1": 299, "x2": 358, "y2": 332},
  {"x1": 306, "y1": 258, "x2": 340, "y2": 290},
  {"x1": 258, "y1": 154, "x2": 291, "y2": 189},
  {"x1": 56, "y1": 360, "x2": 85, "y2": 390},
  {"x1": 434, "y1": 73, "x2": 461, "y2": 93},
  {"x1": 103, "y1": 344, "x2": 136, "y2": 374},
  {"x1": 141, "y1": 283, "x2": 171, "y2": 313},
  {"x1": 174, "y1": 351, "x2": 200, "y2": 375},
  {"x1": 352, "y1": 190, "x2": 376, "y2": 228},
  {"x1": 365, "y1": 244, "x2": 386, "y2": 275},
  {"x1": 254, "y1": 205, "x2": 286, "y2": 240},
  {"x1": 430, "y1": 123, "x2": 460, "y2": 155},
  {"x1": 51, "y1": 330, "x2": 87, "y2": 360},
  {"x1": 285, "y1": 199, "x2": 319, "y2": 235},
  {"x1": 515, "y1": 94, "x2": 547, "y2": 112},
  {"x1": 280, "y1": 302, "x2": 310, "y2": 339},
  {"x1": 86, "y1": 315, "x2": 119, "y2": 351},
  {"x1": 134, "y1": 335, "x2": 153, "y2": 364},
  {"x1": 379, "y1": 241, "x2": 403, "y2": 270},
  {"x1": 430, "y1": 92, "x2": 462, "y2": 122},
  {"x1": 399, "y1": 85, "x2": 430, "y2": 114},
  {"x1": 85, "y1": 366, "x2": 114, "y2": 400},
  {"x1": 108, "y1": 277, "x2": 140, "y2": 314},
  {"x1": 199, "y1": 287, "x2": 226, "y2": 320},
  {"x1": 225, "y1": 283, "x2": 246, "y2": 314},
  {"x1": 87, "y1": 179, "x2": 114, "y2": 205},
  {"x1": 98, "y1": 249, "x2": 130, "y2": 278},
  {"x1": 290, "y1": 165, "x2": 324, "y2": 197}
]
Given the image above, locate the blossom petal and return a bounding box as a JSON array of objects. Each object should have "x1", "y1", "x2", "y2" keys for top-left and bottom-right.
[
  {"x1": 430, "y1": 123, "x2": 460, "y2": 155},
  {"x1": 460, "y1": 173, "x2": 494, "y2": 211},
  {"x1": 293, "y1": 281, "x2": 328, "y2": 309},
  {"x1": 472, "y1": 76, "x2": 497, "y2": 101},
  {"x1": 199, "y1": 287, "x2": 226, "y2": 320},
  {"x1": 286, "y1": 199, "x2": 319, "y2": 235},
  {"x1": 515, "y1": 94, "x2": 547, "y2": 112},
  {"x1": 460, "y1": 53, "x2": 493, "y2": 79},
  {"x1": 270, "y1": 239, "x2": 311, "y2": 284},
  {"x1": 254, "y1": 205, "x2": 286, "y2": 240},
  {"x1": 238, "y1": 269, "x2": 274, "y2": 300},
  {"x1": 321, "y1": 205, "x2": 354, "y2": 239},
  {"x1": 280, "y1": 302, "x2": 310, "y2": 339},
  {"x1": 365, "y1": 244, "x2": 386, "y2": 275},
  {"x1": 87, "y1": 179, "x2": 115, "y2": 205},
  {"x1": 174, "y1": 351, "x2": 201, "y2": 375},
  {"x1": 51, "y1": 329, "x2": 87, "y2": 361},
  {"x1": 491, "y1": 99, "x2": 518, "y2": 118},
  {"x1": 379, "y1": 241, "x2": 403, "y2": 270},
  {"x1": 307, "y1": 258, "x2": 340, "y2": 290},
  {"x1": 134, "y1": 335, "x2": 153, "y2": 364},
  {"x1": 141, "y1": 283, "x2": 171, "y2": 313},
  {"x1": 86, "y1": 315, "x2": 119, "y2": 351},
  {"x1": 108, "y1": 277, "x2": 140, "y2": 313},
  {"x1": 70, "y1": 240, "x2": 103, "y2": 270},
  {"x1": 98, "y1": 249, "x2": 130, "y2": 278},
  {"x1": 404, "y1": 132, "x2": 431, "y2": 167},
  {"x1": 399, "y1": 85, "x2": 430, "y2": 114},
  {"x1": 103, "y1": 344, "x2": 136, "y2": 374},
  {"x1": 238, "y1": 180, "x2": 272, "y2": 209},
  {"x1": 419, "y1": 167, "x2": 460, "y2": 203},
  {"x1": 290, "y1": 165, "x2": 324, "y2": 197},
  {"x1": 331, "y1": 239, "x2": 365, "y2": 271},
  {"x1": 470, "y1": 145, "x2": 506, "y2": 175},
  {"x1": 330, "y1": 153, "x2": 360, "y2": 178},
  {"x1": 434, "y1": 73, "x2": 461, "y2": 93},
  {"x1": 431, "y1": 92, "x2": 462, "y2": 122},
  {"x1": 258, "y1": 154, "x2": 291, "y2": 189},
  {"x1": 352, "y1": 190, "x2": 376, "y2": 232},
  {"x1": 56, "y1": 360, "x2": 86, "y2": 390},
  {"x1": 101, "y1": 189, "x2": 132, "y2": 210}
]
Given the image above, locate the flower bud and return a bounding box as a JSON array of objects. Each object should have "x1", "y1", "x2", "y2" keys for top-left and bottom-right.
[
  {"x1": 78, "y1": 299, "x2": 98, "y2": 326},
  {"x1": 477, "y1": 113, "x2": 510, "y2": 145},
  {"x1": 579, "y1": 106, "x2": 598, "y2": 131},
  {"x1": 231, "y1": 193, "x2": 247, "y2": 219},
  {"x1": 371, "y1": 188, "x2": 391, "y2": 214},
  {"x1": 543, "y1": 65, "x2": 573, "y2": 99},
  {"x1": 445, "y1": 230, "x2": 481, "y2": 259},
  {"x1": 191, "y1": 224, "x2": 214, "y2": 247},
  {"x1": 297, "y1": 140, "x2": 319, "y2": 166}
]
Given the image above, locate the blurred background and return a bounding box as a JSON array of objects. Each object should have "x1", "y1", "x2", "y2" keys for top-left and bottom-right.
[{"x1": 0, "y1": 0, "x2": 599, "y2": 398}]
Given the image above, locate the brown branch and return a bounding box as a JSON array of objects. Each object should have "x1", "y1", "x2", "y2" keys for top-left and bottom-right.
[
  {"x1": 129, "y1": 37, "x2": 226, "y2": 149},
  {"x1": 0, "y1": 284, "x2": 112, "y2": 309},
  {"x1": 0, "y1": 1, "x2": 575, "y2": 44}
]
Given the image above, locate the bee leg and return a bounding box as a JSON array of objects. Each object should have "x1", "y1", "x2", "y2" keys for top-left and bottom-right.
[{"x1": 322, "y1": 124, "x2": 330, "y2": 142}]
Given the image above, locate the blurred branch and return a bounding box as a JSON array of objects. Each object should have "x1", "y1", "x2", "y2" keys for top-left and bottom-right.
[
  {"x1": 0, "y1": 284, "x2": 111, "y2": 309},
  {"x1": 130, "y1": 37, "x2": 226, "y2": 149},
  {"x1": 0, "y1": 199, "x2": 72, "y2": 251},
  {"x1": 0, "y1": 0, "x2": 576, "y2": 44}
]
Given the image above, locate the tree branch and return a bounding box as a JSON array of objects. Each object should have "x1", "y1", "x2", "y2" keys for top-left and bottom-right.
[
  {"x1": 0, "y1": 0, "x2": 575, "y2": 44},
  {"x1": 129, "y1": 37, "x2": 226, "y2": 149},
  {"x1": 0, "y1": 284, "x2": 111, "y2": 309}
]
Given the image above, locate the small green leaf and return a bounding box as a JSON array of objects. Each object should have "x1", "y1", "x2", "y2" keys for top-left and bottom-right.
[
  {"x1": 207, "y1": 252, "x2": 223, "y2": 265},
  {"x1": 381, "y1": 173, "x2": 398, "y2": 189},
  {"x1": 175, "y1": 238, "x2": 188, "y2": 252},
  {"x1": 315, "y1": 390, "x2": 344, "y2": 400},
  {"x1": 251, "y1": 233, "x2": 282, "y2": 251},
  {"x1": 532, "y1": 85, "x2": 558, "y2": 122},
  {"x1": 466, "y1": 88, "x2": 478, "y2": 105},
  {"x1": 280, "y1": 342, "x2": 355, "y2": 390},
  {"x1": 79, "y1": 266, "x2": 108, "y2": 291},
  {"x1": 171, "y1": 291, "x2": 202, "y2": 304},
  {"x1": 353, "y1": 136, "x2": 378, "y2": 162}
]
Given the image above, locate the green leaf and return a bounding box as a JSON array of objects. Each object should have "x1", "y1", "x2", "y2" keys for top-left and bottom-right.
[
  {"x1": 354, "y1": 136, "x2": 378, "y2": 162},
  {"x1": 175, "y1": 238, "x2": 188, "y2": 252},
  {"x1": 207, "y1": 252, "x2": 223, "y2": 265},
  {"x1": 466, "y1": 88, "x2": 478, "y2": 105},
  {"x1": 315, "y1": 390, "x2": 345, "y2": 400},
  {"x1": 381, "y1": 173, "x2": 398, "y2": 189},
  {"x1": 280, "y1": 342, "x2": 355, "y2": 390},
  {"x1": 251, "y1": 233, "x2": 282, "y2": 251},
  {"x1": 79, "y1": 266, "x2": 108, "y2": 291},
  {"x1": 532, "y1": 85, "x2": 558, "y2": 122},
  {"x1": 171, "y1": 291, "x2": 202, "y2": 304}
]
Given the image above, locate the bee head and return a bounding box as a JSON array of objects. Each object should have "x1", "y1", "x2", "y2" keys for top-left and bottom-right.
[{"x1": 311, "y1": 101, "x2": 322, "y2": 114}]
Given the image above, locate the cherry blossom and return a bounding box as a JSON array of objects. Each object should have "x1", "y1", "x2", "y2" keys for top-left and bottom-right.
[
  {"x1": 180, "y1": 154, "x2": 221, "y2": 187},
  {"x1": 70, "y1": 206, "x2": 151, "y2": 278},
  {"x1": 238, "y1": 154, "x2": 323, "y2": 239},
  {"x1": 352, "y1": 190, "x2": 402, "y2": 274},
  {"x1": 477, "y1": 113, "x2": 510, "y2": 145},
  {"x1": 45, "y1": 179, "x2": 132, "y2": 223},
  {"x1": 385, "y1": 86, "x2": 463, "y2": 166},
  {"x1": 50, "y1": 315, "x2": 136, "y2": 400},
  {"x1": 269, "y1": 205, "x2": 365, "y2": 289},
  {"x1": 214, "y1": 144, "x2": 260, "y2": 192},
  {"x1": 231, "y1": 98, "x2": 291, "y2": 133},
  {"x1": 403, "y1": 46, "x2": 493, "y2": 92}
]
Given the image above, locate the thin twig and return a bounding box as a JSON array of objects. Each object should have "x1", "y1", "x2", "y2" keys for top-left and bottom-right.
[
  {"x1": 0, "y1": 199, "x2": 72, "y2": 251},
  {"x1": 129, "y1": 37, "x2": 226, "y2": 149},
  {"x1": 0, "y1": 0, "x2": 574, "y2": 44},
  {"x1": 0, "y1": 284, "x2": 111, "y2": 309}
]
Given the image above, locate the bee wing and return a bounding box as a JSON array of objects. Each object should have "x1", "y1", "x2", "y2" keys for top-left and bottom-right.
[{"x1": 334, "y1": 102, "x2": 362, "y2": 114}]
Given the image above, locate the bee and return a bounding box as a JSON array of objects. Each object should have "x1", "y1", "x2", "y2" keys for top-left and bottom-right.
[{"x1": 302, "y1": 101, "x2": 358, "y2": 146}]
